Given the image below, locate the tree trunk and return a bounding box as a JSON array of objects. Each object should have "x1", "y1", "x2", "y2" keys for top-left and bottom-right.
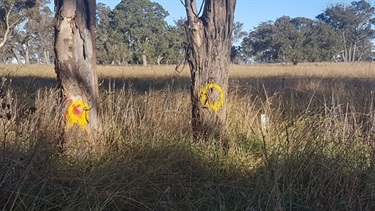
[
  {"x1": 157, "y1": 55, "x2": 163, "y2": 65},
  {"x1": 184, "y1": 0, "x2": 236, "y2": 140},
  {"x1": 342, "y1": 31, "x2": 348, "y2": 62},
  {"x1": 54, "y1": 0, "x2": 100, "y2": 154},
  {"x1": 25, "y1": 48, "x2": 30, "y2": 64},
  {"x1": 11, "y1": 48, "x2": 22, "y2": 64},
  {"x1": 142, "y1": 54, "x2": 148, "y2": 66}
]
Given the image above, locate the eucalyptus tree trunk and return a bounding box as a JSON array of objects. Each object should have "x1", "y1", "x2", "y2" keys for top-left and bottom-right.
[
  {"x1": 184, "y1": 0, "x2": 236, "y2": 139},
  {"x1": 54, "y1": 0, "x2": 100, "y2": 153}
]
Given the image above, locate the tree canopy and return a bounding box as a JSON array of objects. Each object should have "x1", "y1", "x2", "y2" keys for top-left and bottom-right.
[{"x1": 96, "y1": 0, "x2": 184, "y2": 65}]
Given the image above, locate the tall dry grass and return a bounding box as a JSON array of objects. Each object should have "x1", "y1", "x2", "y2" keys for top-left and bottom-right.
[{"x1": 0, "y1": 63, "x2": 375, "y2": 210}]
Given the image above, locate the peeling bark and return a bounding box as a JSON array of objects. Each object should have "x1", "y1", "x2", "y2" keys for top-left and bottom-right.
[{"x1": 54, "y1": 0, "x2": 100, "y2": 153}]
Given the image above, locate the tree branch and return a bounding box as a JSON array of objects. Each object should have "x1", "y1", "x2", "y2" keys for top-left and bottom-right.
[
  {"x1": 0, "y1": 4, "x2": 15, "y2": 49},
  {"x1": 184, "y1": 0, "x2": 198, "y2": 24}
]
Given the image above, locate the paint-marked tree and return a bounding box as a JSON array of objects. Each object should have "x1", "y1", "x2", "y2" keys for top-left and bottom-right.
[
  {"x1": 54, "y1": 0, "x2": 100, "y2": 153},
  {"x1": 183, "y1": 0, "x2": 236, "y2": 139}
]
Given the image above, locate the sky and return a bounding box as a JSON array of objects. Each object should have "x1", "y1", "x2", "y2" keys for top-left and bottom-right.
[{"x1": 97, "y1": 0, "x2": 365, "y2": 32}]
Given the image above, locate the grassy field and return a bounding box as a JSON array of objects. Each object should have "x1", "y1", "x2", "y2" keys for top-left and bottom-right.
[{"x1": 1, "y1": 63, "x2": 375, "y2": 210}]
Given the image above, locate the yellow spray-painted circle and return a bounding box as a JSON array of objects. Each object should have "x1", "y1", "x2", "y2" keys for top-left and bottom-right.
[
  {"x1": 200, "y1": 83, "x2": 225, "y2": 111},
  {"x1": 66, "y1": 99, "x2": 90, "y2": 128}
]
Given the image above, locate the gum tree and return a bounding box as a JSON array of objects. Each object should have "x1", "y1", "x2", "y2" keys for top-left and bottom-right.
[
  {"x1": 183, "y1": 0, "x2": 236, "y2": 139},
  {"x1": 54, "y1": 0, "x2": 100, "y2": 152}
]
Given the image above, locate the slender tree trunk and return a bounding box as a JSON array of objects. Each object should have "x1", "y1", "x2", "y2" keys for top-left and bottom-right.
[
  {"x1": 54, "y1": 0, "x2": 100, "y2": 154},
  {"x1": 142, "y1": 54, "x2": 148, "y2": 66},
  {"x1": 11, "y1": 48, "x2": 22, "y2": 64},
  {"x1": 157, "y1": 55, "x2": 163, "y2": 65},
  {"x1": 342, "y1": 31, "x2": 348, "y2": 62},
  {"x1": 184, "y1": 0, "x2": 236, "y2": 140},
  {"x1": 25, "y1": 48, "x2": 30, "y2": 64}
]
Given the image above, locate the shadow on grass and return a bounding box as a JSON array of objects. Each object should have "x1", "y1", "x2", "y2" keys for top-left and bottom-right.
[
  {"x1": 0, "y1": 137, "x2": 256, "y2": 210},
  {"x1": 5, "y1": 76, "x2": 191, "y2": 94},
  {"x1": 1, "y1": 132, "x2": 375, "y2": 210}
]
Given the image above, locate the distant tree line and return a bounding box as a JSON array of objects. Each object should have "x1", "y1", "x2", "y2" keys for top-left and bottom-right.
[
  {"x1": 233, "y1": 0, "x2": 375, "y2": 64},
  {"x1": 1, "y1": 0, "x2": 374, "y2": 65}
]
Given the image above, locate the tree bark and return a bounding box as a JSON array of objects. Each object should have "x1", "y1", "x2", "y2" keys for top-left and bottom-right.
[
  {"x1": 184, "y1": 0, "x2": 236, "y2": 140},
  {"x1": 54, "y1": 0, "x2": 100, "y2": 153}
]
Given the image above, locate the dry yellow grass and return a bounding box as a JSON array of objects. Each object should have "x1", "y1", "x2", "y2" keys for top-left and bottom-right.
[
  {"x1": 1, "y1": 62, "x2": 375, "y2": 79},
  {"x1": 229, "y1": 62, "x2": 375, "y2": 78},
  {"x1": 1, "y1": 62, "x2": 375, "y2": 210}
]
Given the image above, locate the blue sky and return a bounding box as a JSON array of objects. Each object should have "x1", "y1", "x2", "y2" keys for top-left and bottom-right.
[{"x1": 98, "y1": 0, "x2": 360, "y2": 32}]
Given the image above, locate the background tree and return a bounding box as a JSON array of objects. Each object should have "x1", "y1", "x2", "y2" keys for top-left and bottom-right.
[
  {"x1": 0, "y1": 0, "x2": 53, "y2": 64},
  {"x1": 0, "y1": 0, "x2": 44, "y2": 64},
  {"x1": 317, "y1": 0, "x2": 375, "y2": 62},
  {"x1": 231, "y1": 21, "x2": 248, "y2": 64},
  {"x1": 183, "y1": 0, "x2": 236, "y2": 139},
  {"x1": 153, "y1": 25, "x2": 186, "y2": 65},
  {"x1": 243, "y1": 16, "x2": 341, "y2": 63},
  {"x1": 96, "y1": 3, "x2": 130, "y2": 65},
  {"x1": 110, "y1": 0, "x2": 169, "y2": 66},
  {"x1": 54, "y1": 0, "x2": 100, "y2": 153},
  {"x1": 18, "y1": 0, "x2": 53, "y2": 64}
]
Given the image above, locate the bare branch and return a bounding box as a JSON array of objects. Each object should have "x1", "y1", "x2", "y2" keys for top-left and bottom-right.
[
  {"x1": 0, "y1": 4, "x2": 15, "y2": 49},
  {"x1": 197, "y1": 0, "x2": 205, "y2": 17},
  {"x1": 185, "y1": 0, "x2": 198, "y2": 24},
  {"x1": 179, "y1": 0, "x2": 185, "y2": 7}
]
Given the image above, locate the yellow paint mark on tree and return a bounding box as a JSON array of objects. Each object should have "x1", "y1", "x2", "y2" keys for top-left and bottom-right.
[
  {"x1": 66, "y1": 99, "x2": 90, "y2": 128},
  {"x1": 200, "y1": 83, "x2": 225, "y2": 111}
]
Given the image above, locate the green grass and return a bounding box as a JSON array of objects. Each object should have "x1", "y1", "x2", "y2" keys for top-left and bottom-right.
[{"x1": 1, "y1": 63, "x2": 375, "y2": 210}]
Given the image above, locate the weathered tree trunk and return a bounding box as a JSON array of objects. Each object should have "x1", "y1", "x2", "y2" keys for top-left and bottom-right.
[
  {"x1": 54, "y1": 0, "x2": 100, "y2": 153},
  {"x1": 11, "y1": 48, "x2": 22, "y2": 64},
  {"x1": 184, "y1": 0, "x2": 236, "y2": 139}
]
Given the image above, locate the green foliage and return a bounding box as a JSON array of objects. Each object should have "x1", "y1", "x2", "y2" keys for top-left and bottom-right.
[
  {"x1": 243, "y1": 16, "x2": 341, "y2": 63},
  {"x1": 241, "y1": 0, "x2": 375, "y2": 63},
  {"x1": 102, "y1": 0, "x2": 170, "y2": 65},
  {"x1": 0, "y1": 0, "x2": 52, "y2": 63},
  {"x1": 96, "y1": 1, "x2": 186, "y2": 65},
  {"x1": 317, "y1": 0, "x2": 375, "y2": 62}
]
